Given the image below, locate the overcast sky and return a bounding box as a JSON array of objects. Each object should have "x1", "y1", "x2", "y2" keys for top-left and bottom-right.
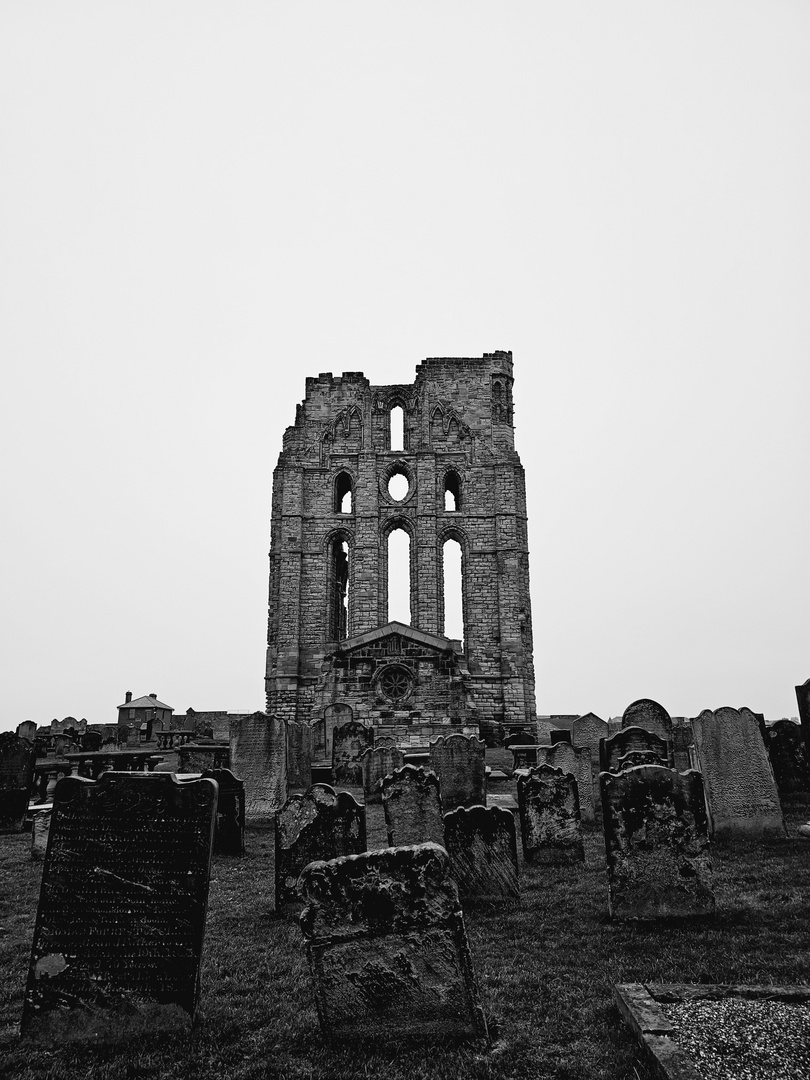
[{"x1": 2, "y1": 1, "x2": 808, "y2": 731}]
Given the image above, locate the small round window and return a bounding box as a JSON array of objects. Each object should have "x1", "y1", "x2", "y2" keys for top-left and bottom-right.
[{"x1": 378, "y1": 665, "x2": 413, "y2": 703}]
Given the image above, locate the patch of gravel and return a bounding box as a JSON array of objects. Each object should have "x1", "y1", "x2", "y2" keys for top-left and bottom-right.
[{"x1": 661, "y1": 998, "x2": 810, "y2": 1080}]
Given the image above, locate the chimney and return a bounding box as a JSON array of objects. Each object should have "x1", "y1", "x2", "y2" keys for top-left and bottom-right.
[
  {"x1": 125, "y1": 691, "x2": 132, "y2": 704},
  {"x1": 149, "y1": 693, "x2": 157, "y2": 699}
]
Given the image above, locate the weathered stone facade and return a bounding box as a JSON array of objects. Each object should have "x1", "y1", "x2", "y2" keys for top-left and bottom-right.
[{"x1": 265, "y1": 352, "x2": 536, "y2": 737}]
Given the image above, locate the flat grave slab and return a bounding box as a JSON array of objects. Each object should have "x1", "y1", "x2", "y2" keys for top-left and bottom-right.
[{"x1": 614, "y1": 983, "x2": 810, "y2": 1080}]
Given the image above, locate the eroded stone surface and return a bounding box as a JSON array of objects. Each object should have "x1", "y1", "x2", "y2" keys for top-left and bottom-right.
[
  {"x1": 21, "y1": 773, "x2": 217, "y2": 1043},
  {"x1": 571, "y1": 712, "x2": 608, "y2": 815},
  {"x1": 286, "y1": 719, "x2": 313, "y2": 789},
  {"x1": 691, "y1": 707, "x2": 785, "y2": 840},
  {"x1": 443, "y1": 804, "x2": 519, "y2": 899},
  {"x1": 360, "y1": 745, "x2": 406, "y2": 804},
  {"x1": 762, "y1": 720, "x2": 810, "y2": 794},
  {"x1": 381, "y1": 765, "x2": 444, "y2": 847},
  {"x1": 602, "y1": 765, "x2": 715, "y2": 920},
  {"x1": 0, "y1": 732, "x2": 36, "y2": 833},
  {"x1": 429, "y1": 733, "x2": 486, "y2": 811},
  {"x1": 30, "y1": 808, "x2": 51, "y2": 860},
  {"x1": 229, "y1": 712, "x2": 287, "y2": 822},
  {"x1": 517, "y1": 764, "x2": 584, "y2": 864},
  {"x1": 332, "y1": 720, "x2": 374, "y2": 787},
  {"x1": 275, "y1": 784, "x2": 365, "y2": 908},
  {"x1": 600, "y1": 726, "x2": 672, "y2": 774},
  {"x1": 298, "y1": 843, "x2": 489, "y2": 1043},
  {"x1": 621, "y1": 699, "x2": 673, "y2": 743},
  {"x1": 535, "y1": 743, "x2": 594, "y2": 823}
]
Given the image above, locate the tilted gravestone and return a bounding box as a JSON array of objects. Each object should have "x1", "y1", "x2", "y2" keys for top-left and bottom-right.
[
  {"x1": 298, "y1": 843, "x2": 489, "y2": 1044},
  {"x1": 535, "y1": 743, "x2": 594, "y2": 823},
  {"x1": 381, "y1": 765, "x2": 444, "y2": 847},
  {"x1": 286, "y1": 719, "x2": 312, "y2": 789},
  {"x1": 20, "y1": 772, "x2": 218, "y2": 1044},
  {"x1": 517, "y1": 764, "x2": 584, "y2": 864},
  {"x1": 796, "y1": 679, "x2": 810, "y2": 762},
  {"x1": 443, "y1": 804, "x2": 519, "y2": 899},
  {"x1": 763, "y1": 720, "x2": 810, "y2": 794},
  {"x1": 200, "y1": 768, "x2": 245, "y2": 855},
  {"x1": 601, "y1": 764, "x2": 715, "y2": 920},
  {"x1": 621, "y1": 698, "x2": 673, "y2": 744},
  {"x1": 332, "y1": 720, "x2": 374, "y2": 787},
  {"x1": 0, "y1": 732, "x2": 36, "y2": 833},
  {"x1": 359, "y1": 745, "x2": 406, "y2": 805},
  {"x1": 429, "y1": 733, "x2": 486, "y2": 811},
  {"x1": 229, "y1": 712, "x2": 287, "y2": 824},
  {"x1": 274, "y1": 785, "x2": 365, "y2": 909},
  {"x1": 691, "y1": 707, "x2": 785, "y2": 840},
  {"x1": 599, "y1": 726, "x2": 672, "y2": 774}
]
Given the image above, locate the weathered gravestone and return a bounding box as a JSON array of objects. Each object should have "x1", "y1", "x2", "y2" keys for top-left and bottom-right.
[
  {"x1": 332, "y1": 720, "x2": 374, "y2": 787},
  {"x1": 298, "y1": 843, "x2": 489, "y2": 1044},
  {"x1": 535, "y1": 742, "x2": 594, "y2": 823},
  {"x1": 517, "y1": 764, "x2": 584, "y2": 864},
  {"x1": 20, "y1": 772, "x2": 218, "y2": 1043},
  {"x1": 503, "y1": 731, "x2": 536, "y2": 750},
  {"x1": 381, "y1": 765, "x2": 444, "y2": 847},
  {"x1": 0, "y1": 732, "x2": 36, "y2": 833},
  {"x1": 429, "y1": 733, "x2": 486, "y2": 811},
  {"x1": 600, "y1": 726, "x2": 672, "y2": 774},
  {"x1": 81, "y1": 731, "x2": 104, "y2": 753},
  {"x1": 30, "y1": 806, "x2": 52, "y2": 860},
  {"x1": 312, "y1": 702, "x2": 354, "y2": 760},
  {"x1": 549, "y1": 729, "x2": 572, "y2": 745},
  {"x1": 360, "y1": 745, "x2": 405, "y2": 804},
  {"x1": 601, "y1": 764, "x2": 715, "y2": 920},
  {"x1": 16, "y1": 720, "x2": 37, "y2": 744},
  {"x1": 621, "y1": 698, "x2": 673, "y2": 744},
  {"x1": 762, "y1": 720, "x2": 810, "y2": 794},
  {"x1": 795, "y1": 679, "x2": 810, "y2": 762},
  {"x1": 571, "y1": 712, "x2": 608, "y2": 815},
  {"x1": 274, "y1": 784, "x2": 365, "y2": 909},
  {"x1": 691, "y1": 707, "x2": 785, "y2": 840},
  {"x1": 200, "y1": 768, "x2": 245, "y2": 855},
  {"x1": 286, "y1": 719, "x2": 312, "y2": 789},
  {"x1": 670, "y1": 717, "x2": 694, "y2": 772},
  {"x1": 374, "y1": 734, "x2": 398, "y2": 749},
  {"x1": 229, "y1": 712, "x2": 287, "y2": 823},
  {"x1": 443, "y1": 804, "x2": 519, "y2": 899}
]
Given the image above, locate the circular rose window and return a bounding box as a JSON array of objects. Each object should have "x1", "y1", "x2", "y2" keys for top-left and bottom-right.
[{"x1": 378, "y1": 665, "x2": 413, "y2": 704}]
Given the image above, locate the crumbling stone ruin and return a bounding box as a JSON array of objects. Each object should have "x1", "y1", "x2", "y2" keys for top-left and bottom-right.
[{"x1": 265, "y1": 352, "x2": 536, "y2": 745}]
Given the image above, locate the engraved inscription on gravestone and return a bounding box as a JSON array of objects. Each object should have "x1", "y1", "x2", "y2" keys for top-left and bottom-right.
[
  {"x1": 381, "y1": 765, "x2": 444, "y2": 847},
  {"x1": 21, "y1": 772, "x2": 218, "y2": 1044},
  {"x1": 517, "y1": 764, "x2": 584, "y2": 865},
  {"x1": 298, "y1": 843, "x2": 489, "y2": 1044},
  {"x1": 429, "y1": 733, "x2": 486, "y2": 811},
  {"x1": 229, "y1": 712, "x2": 287, "y2": 822},
  {"x1": 443, "y1": 804, "x2": 520, "y2": 899},
  {"x1": 0, "y1": 732, "x2": 36, "y2": 833}
]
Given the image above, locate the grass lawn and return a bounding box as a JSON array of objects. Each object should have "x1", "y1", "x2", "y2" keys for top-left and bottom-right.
[{"x1": 0, "y1": 791, "x2": 808, "y2": 1080}]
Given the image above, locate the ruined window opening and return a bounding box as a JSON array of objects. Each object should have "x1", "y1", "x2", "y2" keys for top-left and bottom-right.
[
  {"x1": 329, "y1": 537, "x2": 350, "y2": 640},
  {"x1": 390, "y1": 405, "x2": 404, "y2": 451},
  {"x1": 444, "y1": 471, "x2": 461, "y2": 512},
  {"x1": 443, "y1": 537, "x2": 464, "y2": 642},
  {"x1": 387, "y1": 527, "x2": 411, "y2": 625},
  {"x1": 387, "y1": 468, "x2": 409, "y2": 502},
  {"x1": 334, "y1": 472, "x2": 353, "y2": 514}
]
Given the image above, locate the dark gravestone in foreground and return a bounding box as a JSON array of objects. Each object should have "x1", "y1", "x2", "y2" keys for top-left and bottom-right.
[
  {"x1": 359, "y1": 745, "x2": 405, "y2": 805},
  {"x1": 21, "y1": 772, "x2": 218, "y2": 1044},
  {"x1": 620, "y1": 698, "x2": 673, "y2": 743},
  {"x1": 601, "y1": 764, "x2": 714, "y2": 921},
  {"x1": 381, "y1": 765, "x2": 444, "y2": 847},
  {"x1": 429, "y1": 733, "x2": 486, "y2": 811},
  {"x1": 600, "y1": 726, "x2": 672, "y2": 774},
  {"x1": 331, "y1": 720, "x2": 374, "y2": 787},
  {"x1": 443, "y1": 804, "x2": 519, "y2": 899},
  {"x1": 517, "y1": 764, "x2": 584, "y2": 864},
  {"x1": 762, "y1": 720, "x2": 810, "y2": 794},
  {"x1": 298, "y1": 843, "x2": 489, "y2": 1044},
  {"x1": 274, "y1": 784, "x2": 365, "y2": 909},
  {"x1": 796, "y1": 678, "x2": 810, "y2": 763},
  {"x1": 0, "y1": 732, "x2": 36, "y2": 833},
  {"x1": 200, "y1": 768, "x2": 245, "y2": 855}
]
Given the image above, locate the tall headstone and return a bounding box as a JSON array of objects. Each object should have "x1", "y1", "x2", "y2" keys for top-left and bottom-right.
[
  {"x1": 601, "y1": 765, "x2": 715, "y2": 920},
  {"x1": 571, "y1": 712, "x2": 608, "y2": 815},
  {"x1": 360, "y1": 745, "x2": 406, "y2": 804},
  {"x1": 443, "y1": 804, "x2": 519, "y2": 899},
  {"x1": 20, "y1": 773, "x2": 217, "y2": 1043},
  {"x1": 691, "y1": 707, "x2": 785, "y2": 840},
  {"x1": 0, "y1": 732, "x2": 36, "y2": 833},
  {"x1": 16, "y1": 720, "x2": 37, "y2": 744},
  {"x1": 331, "y1": 720, "x2": 374, "y2": 787},
  {"x1": 274, "y1": 785, "x2": 365, "y2": 909},
  {"x1": 795, "y1": 679, "x2": 810, "y2": 762},
  {"x1": 429, "y1": 733, "x2": 486, "y2": 811},
  {"x1": 298, "y1": 843, "x2": 489, "y2": 1044},
  {"x1": 517, "y1": 764, "x2": 584, "y2": 864},
  {"x1": 670, "y1": 717, "x2": 693, "y2": 772},
  {"x1": 535, "y1": 743, "x2": 594, "y2": 823},
  {"x1": 621, "y1": 698, "x2": 673, "y2": 744},
  {"x1": 313, "y1": 703, "x2": 354, "y2": 760},
  {"x1": 762, "y1": 720, "x2": 810, "y2": 794},
  {"x1": 381, "y1": 765, "x2": 444, "y2": 847},
  {"x1": 600, "y1": 726, "x2": 672, "y2": 774},
  {"x1": 286, "y1": 719, "x2": 313, "y2": 789},
  {"x1": 229, "y1": 712, "x2": 287, "y2": 823}
]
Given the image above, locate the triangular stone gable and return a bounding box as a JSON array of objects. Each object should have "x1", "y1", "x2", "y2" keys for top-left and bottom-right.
[{"x1": 331, "y1": 621, "x2": 461, "y2": 659}]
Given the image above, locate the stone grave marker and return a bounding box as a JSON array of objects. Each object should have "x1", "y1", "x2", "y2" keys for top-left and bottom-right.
[
  {"x1": 374, "y1": 734, "x2": 398, "y2": 748},
  {"x1": 691, "y1": 706, "x2": 785, "y2": 840},
  {"x1": 670, "y1": 717, "x2": 694, "y2": 772},
  {"x1": 274, "y1": 784, "x2": 365, "y2": 909},
  {"x1": 200, "y1": 768, "x2": 245, "y2": 855},
  {"x1": 621, "y1": 698, "x2": 673, "y2": 743},
  {"x1": 20, "y1": 772, "x2": 218, "y2": 1043},
  {"x1": 359, "y1": 745, "x2": 405, "y2": 804},
  {"x1": 332, "y1": 720, "x2": 374, "y2": 787},
  {"x1": 298, "y1": 843, "x2": 489, "y2": 1043},
  {"x1": 503, "y1": 730, "x2": 536, "y2": 750},
  {"x1": 517, "y1": 764, "x2": 584, "y2": 864},
  {"x1": 443, "y1": 804, "x2": 519, "y2": 899},
  {"x1": 286, "y1": 719, "x2": 312, "y2": 789},
  {"x1": 381, "y1": 765, "x2": 444, "y2": 847},
  {"x1": 795, "y1": 678, "x2": 810, "y2": 761},
  {"x1": 601, "y1": 764, "x2": 715, "y2": 920},
  {"x1": 571, "y1": 712, "x2": 608, "y2": 815},
  {"x1": 313, "y1": 702, "x2": 354, "y2": 760},
  {"x1": 535, "y1": 742, "x2": 594, "y2": 823},
  {"x1": 229, "y1": 712, "x2": 287, "y2": 823},
  {"x1": 599, "y1": 726, "x2": 672, "y2": 774},
  {"x1": 16, "y1": 720, "x2": 37, "y2": 744},
  {"x1": 549, "y1": 729, "x2": 572, "y2": 745},
  {"x1": 30, "y1": 806, "x2": 52, "y2": 860},
  {"x1": 0, "y1": 732, "x2": 36, "y2": 833},
  {"x1": 762, "y1": 720, "x2": 810, "y2": 794},
  {"x1": 429, "y1": 733, "x2": 486, "y2": 811},
  {"x1": 81, "y1": 731, "x2": 104, "y2": 752}
]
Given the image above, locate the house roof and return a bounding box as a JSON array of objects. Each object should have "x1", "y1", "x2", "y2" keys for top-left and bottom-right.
[{"x1": 117, "y1": 695, "x2": 173, "y2": 711}]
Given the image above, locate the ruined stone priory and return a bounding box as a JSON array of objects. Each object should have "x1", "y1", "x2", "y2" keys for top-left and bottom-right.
[{"x1": 265, "y1": 352, "x2": 537, "y2": 745}]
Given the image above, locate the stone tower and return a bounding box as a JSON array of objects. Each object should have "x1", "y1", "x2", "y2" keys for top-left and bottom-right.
[{"x1": 265, "y1": 351, "x2": 536, "y2": 747}]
